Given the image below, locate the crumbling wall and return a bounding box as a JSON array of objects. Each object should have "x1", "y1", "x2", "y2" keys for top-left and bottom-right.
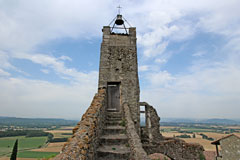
[
  {"x1": 54, "y1": 88, "x2": 106, "y2": 160},
  {"x1": 140, "y1": 102, "x2": 163, "y2": 143},
  {"x1": 143, "y1": 138, "x2": 204, "y2": 160},
  {"x1": 139, "y1": 102, "x2": 204, "y2": 160},
  {"x1": 123, "y1": 103, "x2": 150, "y2": 160}
]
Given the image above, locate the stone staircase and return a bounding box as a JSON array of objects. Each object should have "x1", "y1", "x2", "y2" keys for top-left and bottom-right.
[{"x1": 96, "y1": 110, "x2": 130, "y2": 160}]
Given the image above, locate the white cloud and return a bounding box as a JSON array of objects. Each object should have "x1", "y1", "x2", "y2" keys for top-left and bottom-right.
[
  {"x1": 135, "y1": 0, "x2": 240, "y2": 119},
  {"x1": 59, "y1": 55, "x2": 72, "y2": 61},
  {"x1": 0, "y1": 51, "x2": 99, "y2": 119},
  {"x1": 147, "y1": 71, "x2": 175, "y2": 87},
  {"x1": 131, "y1": 0, "x2": 240, "y2": 59},
  {"x1": 192, "y1": 51, "x2": 206, "y2": 57},
  {"x1": 0, "y1": 69, "x2": 10, "y2": 76},
  {"x1": 141, "y1": 41, "x2": 169, "y2": 57},
  {"x1": 197, "y1": 0, "x2": 240, "y2": 36},
  {"x1": 0, "y1": 51, "x2": 16, "y2": 70},
  {"x1": 0, "y1": 51, "x2": 29, "y2": 75},
  {"x1": 0, "y1": 0, "x2": 116, "y2": 52},
  {"x1": 12, "y1": 52, "x2": 99, "y2": 83},
  {"x1": 0, "y1": 0, "x2": 240, "y2": 119},
  {"x1": 139, "y1": 65, "x2": 149, "y2": 72},
  {"x1": 41, "y1": 69, "x2": 49, "y2": 74},
  {"x1": 224, "y1": 37, "x2": 240, "y2": 56},
  {"x1": 155, "y1": 58, "x2": 167, "y2": 64},
  {"x1": 141, "y1": 62, "x2": 240, "y2": 119},
  {"x1": 1, "y1": 0, "x2": 239, "y2": 58},
  {"x1": 0, "y1": 76, "x2": 97, "y2": 119}
]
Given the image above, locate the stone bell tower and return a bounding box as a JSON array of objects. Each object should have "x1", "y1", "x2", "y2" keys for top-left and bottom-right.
[
  {"x1": 98, "y1": 14, "x2": 140, "y2": 131},
  {"x1": 54, "y1": 11, "x2": 205, "y2": 160}
]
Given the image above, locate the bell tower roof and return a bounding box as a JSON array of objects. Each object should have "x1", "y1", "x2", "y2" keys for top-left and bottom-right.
[{"x1": 108, "y1": 6, "x2": 132, "y2": 34}]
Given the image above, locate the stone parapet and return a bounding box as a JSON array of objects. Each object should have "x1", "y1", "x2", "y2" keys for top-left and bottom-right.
[
  {"x1": 123, "y1": 103, "x2": 150, "y2": 160},
  {"x1": 143, "y1": 137, "x2": 205, "y2": 160},
  {"x1": 54, "y1": 88, "x2": 106, "y2": 160}
]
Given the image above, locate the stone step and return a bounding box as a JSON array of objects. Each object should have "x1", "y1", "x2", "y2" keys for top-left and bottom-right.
[
  {"x1": 103, "y1": 126, "x2": 126, "y2": 134},
  {"x1": 106, "y1": 114, "x2": 122, "y2": 118},
  {"x1": 106, "y1": 117, "x2": 123, "y2": 121},
  {"x1": 97, "y1": 144, "x2": 130, "y2": 160},
  {"x1": 100, "y1": 134, "x2": 128, "y2": 145},
  {"x1": 106, "y1": 117, "x2": 122, "y2": 120},
  {"x1": 106, "y1": 108, "x2": 118, "y2": 112},
  {"x1": 105, "y1": 120, "x2": 122, "y2": 126},
  {"x1": 106, "y1": 111, "x2": 122, "y2": 115}
]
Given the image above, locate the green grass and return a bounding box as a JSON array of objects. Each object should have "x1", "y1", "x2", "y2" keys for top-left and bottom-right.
[
  {"x1": 51, "y1": 132, "x2": 72, "y2": 138},
  {"x1": 17, "y1": 151, "x2": 59, "y2": 158},
  {"x1": 181, "y1": 128, "x2": 214, "y2": 132},
  {"x1": 161, "y1": 128, "x2": 174, "y2": 132},
  {"x1": 0, "y1": 136, "x2": 47, "y2": 157}
]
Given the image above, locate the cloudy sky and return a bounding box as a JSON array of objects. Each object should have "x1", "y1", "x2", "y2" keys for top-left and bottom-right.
[{"x1": 0, "y1": 0, "x2": 240, "y2": 120}]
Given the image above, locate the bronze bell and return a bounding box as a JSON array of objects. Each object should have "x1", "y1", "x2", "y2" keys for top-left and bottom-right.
[{"x1": 115, "y1": 14, "x2": 124, "y2": 25}]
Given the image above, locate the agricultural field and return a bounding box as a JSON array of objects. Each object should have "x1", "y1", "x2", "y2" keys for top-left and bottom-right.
[
  {"x1": 46, "y1": 129, "x2": 72, "y2": 138},
  {"x1": 0, "y1": 136, "x2": 47, "y2": 156},
  {"x1": 31, "y1": 142, "x2": 66, "y2": 152},
  {"x1": 0, "y1": 126, "x2": 74, "y2": 159},
  {"x1": 17, "y1": 151, "x2": 58, "y2": 159},
  {"x1": 161, "y1": 125, "x2": 240, "y2": 151}
]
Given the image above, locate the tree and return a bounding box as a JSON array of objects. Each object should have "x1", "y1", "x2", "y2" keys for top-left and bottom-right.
[
  {"x1": 10, "y1": 139, "x2": 18, "y2": 160},
  {"x1": 193, "y1": 133, "x2": 196, "y2": 138},
  {"x1": 47, "y1": 133, "x2": 54, "y2": 142}
]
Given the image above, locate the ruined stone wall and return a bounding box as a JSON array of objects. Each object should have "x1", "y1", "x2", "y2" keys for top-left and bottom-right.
[
  {"x1": 98, "y1": 26, "x2": 140, "y2": 132},
  {"x1": 139, "y1": 102, "x2": 204, "y2": 160},
  {"x1": 140, "y1": 102, "x2": 163, "y2": 143},
  {"x1": 219, "y1": 135, "x2": 240, "y2": 160},
  {"x1": 143, "y1": 138, "x2": 204, "y2": 160},
  {"x1": 123, "y1": 103, "x2": 150, "y2": 160},
  {"x1": 54, "y1": 88, "x2": 106, "y2": 160}
]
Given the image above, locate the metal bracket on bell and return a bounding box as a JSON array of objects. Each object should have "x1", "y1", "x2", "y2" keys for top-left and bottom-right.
[{"x1": 109, "y1": 14, "x2": 131, "y2": 34}]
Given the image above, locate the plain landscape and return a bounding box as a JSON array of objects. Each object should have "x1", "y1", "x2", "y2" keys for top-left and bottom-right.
[{"x1": 0, "y1": 117, "x2": 239, "y2": 160}]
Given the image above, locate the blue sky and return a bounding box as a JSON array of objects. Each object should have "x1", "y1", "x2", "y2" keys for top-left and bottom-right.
[{"x1": 0, "y1": 0, "x2": 240, "y2": 120}]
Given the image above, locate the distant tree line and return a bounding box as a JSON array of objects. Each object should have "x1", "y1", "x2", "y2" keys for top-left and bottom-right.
[
  {"x1": 199, "y1": 133, "x2": 214, "y2": 141},
  {"x1": 0, "y1": 117, "x2": 77, "y2": 128},
  {"x1": 0, "y1": 130, "x2": 50, "y2": 138},
  {"x1": 48, "y1": 137, "x2": 68, "y2": 143},
  {"x1": 46, "y1": 133, "x2": 68, "y2": 143},
  {"x1": 161, "y1": 122, "x2": 240, "y2": 134},
  {"x1": 61, "y1": 133, "x2": 72, "y2": 135},
  {"x1": 0, "y1": 129, "x2": 69, "y2": 143},
  {"x1": 176, "y1": 134, "x2": 191, "y2": 138}
]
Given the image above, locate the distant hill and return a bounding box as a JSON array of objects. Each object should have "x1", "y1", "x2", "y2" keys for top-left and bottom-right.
[
  {"x1": 0, "y1": 116, "x2": 78, "y2": 128},
  {"x1": 161, "y1": 118, "x2": 199, "y2": 123},
  {"x1": 161, "y1": 118, "x2": 240, "y2": 125},
  {"x1": 201, "y1": 118, "x2": 240, "y2": 125}
]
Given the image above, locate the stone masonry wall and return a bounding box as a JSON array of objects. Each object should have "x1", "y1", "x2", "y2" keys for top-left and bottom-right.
[
  {"x1": 140, "y1": 102, "x2": 163, "y2": 143},
  {"x1": 98, "y1": 26, "x2": 140, "y2": 133},
  {"x1": 54, "y1": 88, "x2": 106, "y2": 160},
  {"x1": 139, "y1": 102, "x2": 204, "y2": 160},
  {"x1": 219, "y1": 135, "x2": 240, "y2": 160},
  {"x1": 143, "y1": 138, "x2": 204, "y2": 160},
  {"x1": 123, "y1": 103, "x2": 150, "y2": 160}
]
